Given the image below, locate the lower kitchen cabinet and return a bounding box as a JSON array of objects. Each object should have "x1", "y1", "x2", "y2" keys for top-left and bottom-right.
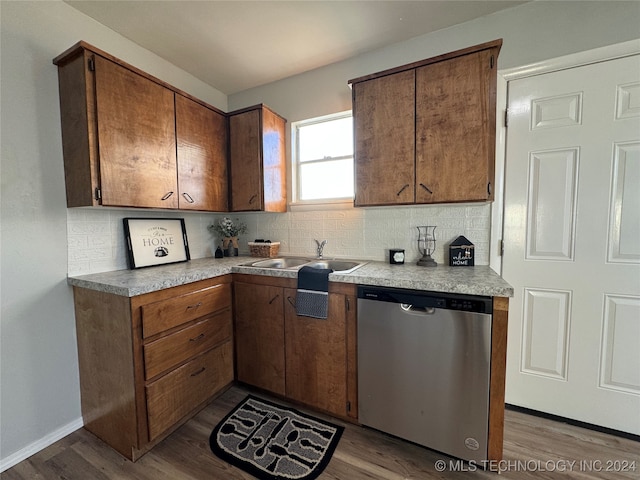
[
  {"x1": 284, "y1": 284, "x2": 357, "y2": 419},
  {"x1": 72, "y1": 276, "x2": 234, "y2": 461},
  {"x1": 146, "y1": 341, "x2": 233, "y2": 439},
  {"x1": 233, "y1": 274, "x2": 358, "y2": 420},
  {"x1": 234, "y1": 281, "x2": 286, "y2": 395}
]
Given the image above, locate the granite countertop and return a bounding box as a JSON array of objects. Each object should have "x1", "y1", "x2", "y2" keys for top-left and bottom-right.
[{"x1": 67, "y1": 256, "x2": 514, "y2": 298}]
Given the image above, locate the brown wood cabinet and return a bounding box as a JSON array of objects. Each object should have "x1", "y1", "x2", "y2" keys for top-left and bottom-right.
[
  {"x1": 233, "y1": 280, "x2": 286, "y2": 395},
  {"x1": 352, "y1": 70, "x2": 416, "y2": 206},
  {"x1": 72, "y1": 276, "x2": 234, "y2": 461},
  {"x1": 350, "y1": 39, "x2": 502, "y2": 206},
  {"x1": 229, "y1": 105, "x2": 287, "y2": 212},
  {"x1": 284, "y1": 283, "x2": 358, "y2": 419},
  {"x1": 232, "y1": 274, "x2": 357, "y2": 420},
  {"x1": 53, "y1": 42, "x2": 228, "y2": 211},
  {"x1": 176, "y1": 94, "x2": 228, "y2": 211}
]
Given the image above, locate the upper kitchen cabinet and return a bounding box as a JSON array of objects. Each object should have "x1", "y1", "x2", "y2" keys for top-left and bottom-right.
[
  {"x1": 53, "y1": 42, "x2": 228, "y2": 211},
  {"x1": 229, "y1": 105, "x2": 287, "y2": 212},
  {"x1": 350, "y1": 39, "x2": 502, "y2": 206},
  {"x1": 352, "y1": 70, "x2": 416, "y2": 205},
  {"x1": 175, "y1": 94, "x2": 228, "y2": 211}
]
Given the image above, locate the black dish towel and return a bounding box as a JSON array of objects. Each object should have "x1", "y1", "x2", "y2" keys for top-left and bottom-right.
[{"x1": 296, "y1": 266, "x2": 332, "y2": 319}]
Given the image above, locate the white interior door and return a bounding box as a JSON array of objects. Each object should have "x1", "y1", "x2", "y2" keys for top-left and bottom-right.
[{"x1": 502, "y1": 53, "x2": 640, "y2": 435}]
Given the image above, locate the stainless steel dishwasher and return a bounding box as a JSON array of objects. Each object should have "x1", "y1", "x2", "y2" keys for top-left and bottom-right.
[{"x1": 357, "y1": 285, "x2": 493, "y2": 462}]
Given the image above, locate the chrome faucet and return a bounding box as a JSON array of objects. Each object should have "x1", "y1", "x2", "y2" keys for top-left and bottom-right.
[{"x1": 314, "y1": 239, "x2": 327, "y2": 258}]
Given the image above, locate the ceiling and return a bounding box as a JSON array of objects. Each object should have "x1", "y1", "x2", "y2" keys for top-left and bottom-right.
[{"x1": 65, "y1": 1, "x2": 526, "y2": 95}]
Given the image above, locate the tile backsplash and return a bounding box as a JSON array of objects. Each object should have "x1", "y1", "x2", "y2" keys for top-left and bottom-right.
[{"x1": 67, "y1": 204, "x2": 491, "y2": 276}]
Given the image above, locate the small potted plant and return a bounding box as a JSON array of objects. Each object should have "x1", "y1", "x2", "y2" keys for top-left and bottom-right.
[{"x1": 208, "y1": 217, "x2": 248, "y2": 256}]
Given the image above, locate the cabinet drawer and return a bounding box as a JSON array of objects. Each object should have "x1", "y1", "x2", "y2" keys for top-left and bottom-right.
[
  {"x1": 142, "y1": 283, "x2": 231, "y2": 338},
  {"x1": 146, "y1": 341, "x2": 233, "y2": 440},
  {"x1": 143, "y1": 309, "x2": 232, "y2": 380}
]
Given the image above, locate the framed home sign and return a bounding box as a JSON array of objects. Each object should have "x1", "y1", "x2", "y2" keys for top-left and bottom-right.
[{"x1": 123, "y1": 218, "x2": 190, "y2": 269}]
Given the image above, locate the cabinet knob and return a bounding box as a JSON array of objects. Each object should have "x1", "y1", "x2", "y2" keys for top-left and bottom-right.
[{"x1": 161, "y1": 191, "x2": 174, "y2": 201}]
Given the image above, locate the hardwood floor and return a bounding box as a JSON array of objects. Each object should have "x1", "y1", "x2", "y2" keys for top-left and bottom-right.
[{"x1": 3, "y1": 385, "x2": 638, "y2": 479}]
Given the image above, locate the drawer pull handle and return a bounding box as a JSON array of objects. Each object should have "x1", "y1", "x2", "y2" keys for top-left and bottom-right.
[
  {"x1": 161, "y1": 191, "x2": 174, "y2": 201},
  {"x1": 190, "y1": 367, "x2": 206, "y2": 377},
  {"x1": 186, "y1": 302, "x2": 203, "y2": 310},
  {"x1": 396, "y1": 184, "x2": 410, "y2": 196},
  {"x1": 249, "y1": 194, "x2": 257, "y2": 204},
  {"x1": 182, "y1": 192, "x2": 195, "y2": 203},
  {"x1": 189, "y1": 333, "x2": 205, "y2": 342},
  {"x1": 268, "y1": 294, "x2": 280, "y2": 305},
  {"x1": 286, "y1": 296, "x2": 296, "y2": 308},
  {"x1": 419, "y1": 183, "x2": 433, "y2": 194}
]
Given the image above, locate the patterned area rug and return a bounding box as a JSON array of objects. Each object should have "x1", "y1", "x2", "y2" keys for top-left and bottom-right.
[{"x1": 209, "y1": 395, "x2": 344, "y2": 480}]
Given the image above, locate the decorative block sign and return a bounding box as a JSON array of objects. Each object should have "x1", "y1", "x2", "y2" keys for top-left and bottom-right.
[
  {"x1": 449, "y1": 235, "x2": 474, "y2": 267},
  {"x1": 123, "y1": 218, "x2": 190, "y2": 269}
]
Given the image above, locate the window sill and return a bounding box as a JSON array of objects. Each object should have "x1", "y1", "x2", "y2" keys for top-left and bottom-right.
[{"x1": 289, "y1": 199, "x2": 354, "y2": 212}]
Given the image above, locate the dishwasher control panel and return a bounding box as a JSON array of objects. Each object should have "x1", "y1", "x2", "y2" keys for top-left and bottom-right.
[{"x1": 358, "y1": 286, "x2": 492, "y2": 314}]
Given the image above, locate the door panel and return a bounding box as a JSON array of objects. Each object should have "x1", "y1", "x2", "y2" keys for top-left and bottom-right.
[
  {"x1": 608, "y1": 141, "x2": 640, "y2": 263},
  {"x1": 176, "y1": 95, "x2": 228, "y2": 211},
  {"x1": 284, "y1": 289, "x2": 348, "y2": 417},
  {"x1": 503, "y1": 53, "x2": 640, "y2": 434},
  {"x1": 353, "y1": 70, "x2": 415, "y2": 206},
  {"x1": 525, "y1": 148, "x2": 578, "y2": 260},
  {"x1": 416, "y1": 49, "x2": 496, "y2": 203},
  {"x1": 229, "y1": 110, "x2": 263, "y2": 211},
  {"x1": 233, "y1": 282, "x2": 285, "y2": 395},
  {"x1": 94, "y1": 55, "x2": 178, "y2": 208}
]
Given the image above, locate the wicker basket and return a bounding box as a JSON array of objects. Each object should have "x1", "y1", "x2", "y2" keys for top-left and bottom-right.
[{"x1": 248, "y1": 242, "x2": 280, "y2": 258}]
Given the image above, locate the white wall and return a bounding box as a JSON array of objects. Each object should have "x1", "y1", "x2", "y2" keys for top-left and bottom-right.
[
  {"x1": 229, "y1": 1, "x2": 640, "y2": 116},
  {"x1": 0, "y1": 0, "x2": 227, "y2": 469},
  {"x1": 229, "y1": 1, "x2": 640, "y2": 269},
  {"x1": 2, "y1": 0, "x2": 639, "y2": 471}
]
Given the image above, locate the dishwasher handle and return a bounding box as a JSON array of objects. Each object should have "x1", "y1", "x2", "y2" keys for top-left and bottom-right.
[
  {"x1": 358, "y1": 286, "x2": 493, "y2": 314},
  {"x1": 400, "y1": 304, "x2": 436, "y2": 315}
]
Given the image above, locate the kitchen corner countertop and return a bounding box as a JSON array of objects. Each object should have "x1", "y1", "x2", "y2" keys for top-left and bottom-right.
[
  {"x1": 331, "y1": 262, "x2": 513, "y2": 297},
  {"x1": 67, "y1": 256, "x2": 513, "y2": 298}
]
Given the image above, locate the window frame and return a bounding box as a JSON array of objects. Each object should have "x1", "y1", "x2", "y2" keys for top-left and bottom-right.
[{"x1": 291, "y1": 110, "x2": 354, "y2": 208}]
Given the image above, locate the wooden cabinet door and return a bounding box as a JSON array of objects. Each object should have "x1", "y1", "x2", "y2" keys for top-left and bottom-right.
[
  {"x1": 229, "y1": 109, "x2": 263, "y2": 211},
  {"x1": 353, "y1": 70, "x2": 415, "y2": 206},
  {"x1": 234, "y1": 282, "x2": 285, "y2": 395},
  {"x1": 93, "y1": 55, "x2": 178, "y2": 208},
  {"x1": 229, "y1": 106, "x2": 286, "y2": 212},
  {"x1": 284, "y1": 288, "x2": 348, "y2": 417},
  {"x1": 175, "y1": 95, "x2": 228, "y2": 211},
  {"x1": 415, "y1": 48, "x2": 497, "y2": 203},
  {"x1": 261, "y1": 107, "x2": 287, "y2": 212}
]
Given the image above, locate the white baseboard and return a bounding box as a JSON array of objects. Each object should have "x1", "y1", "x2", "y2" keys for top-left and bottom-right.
[{"x1": 0, "y1": 417, "x2": 84, "y2": 473}]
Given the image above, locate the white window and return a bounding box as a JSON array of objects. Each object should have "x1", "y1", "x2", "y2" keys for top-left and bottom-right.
[{"x1": 292, "y1": 111, "x2": 353, "y2": 205}]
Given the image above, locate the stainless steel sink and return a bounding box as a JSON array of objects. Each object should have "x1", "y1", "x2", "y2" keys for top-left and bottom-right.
[
  {"x1": 241, "y1": 257, "x2": 367, "y2": 274},
  {"x1": 249, "y1": 257, "x2": 310, "y2": 269},
  {"x1": 304, "y1": 260, "x2": 363, "y2": 274}
]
